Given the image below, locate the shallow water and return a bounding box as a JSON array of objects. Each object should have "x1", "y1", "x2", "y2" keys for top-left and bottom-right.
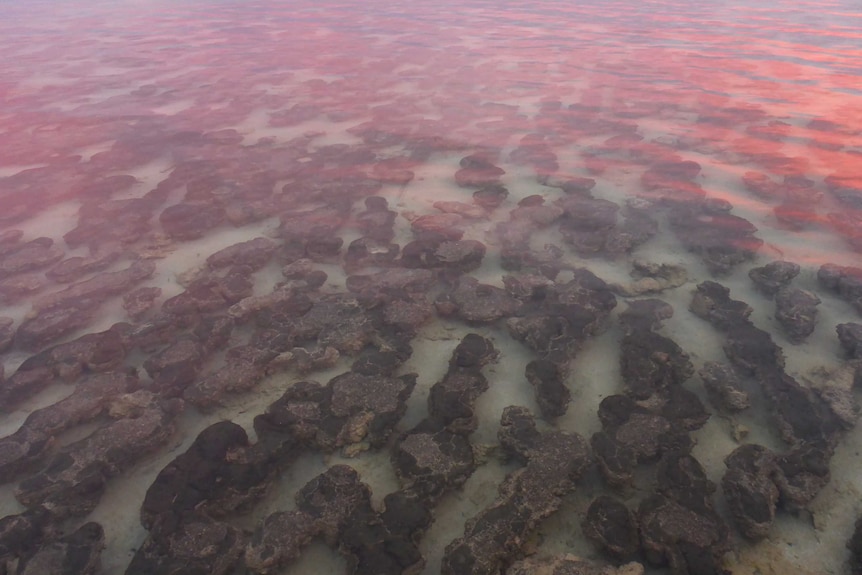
[{"x1": 1, "y1": 0, "x2": 861, "y2": 574}]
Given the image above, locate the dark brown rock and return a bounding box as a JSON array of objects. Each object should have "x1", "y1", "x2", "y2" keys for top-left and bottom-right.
[
  {"x1": 122, "y1": 286, "x2": 162, "y2": 320},
  {"x1": 507, "y1": 555, "x2": 644, "y2": 575},
  {"x1": 818, "y1": 263, "x2": 862, "y2": 313},
  {"x1": 15, "y1": 391, "x2": 181, "y2": 518},
  {"x1": 14, "y1": 306, "x2": 97, "y2": 353},
  {"x1": 393, "y1": 423, "x2": 475, "y2": 502},
  {"x1": 15, "y1": 521, "x2": 104, "y2": 575},
  {"x1": 472, "y1": 184, "x2": 509, "y2": 209},
  {"x1": 409, "y1": 214, "x2": 465, "y2": 242},
  {"x1": 159, "y1": 202, "x2": 225, "y2": 240},
  {"x1": 33, "y1": 259, "x2": 156, "y2": 313},
  {"x1": 639, "y1": 453, "x2": 729, "y2": 575},
  {"x1": 0, "y1": 372, "x2": 137, "y2": 482},
  {"x1": 344, "y1": 237, "x2": 400, "y2": 270},
  {"x1": 326, "y1": 371, "x2": 417, "y2": 452},
  {"x1": 65, "y1": 198, "x2": 157, "y2": 248},
  {"x1": 699, "y1": 361, "x2": 750, "y2": 413},
  {"x1": 143, "y1": 338, "x2": 204, "y2": 395},
  {"x1": 669, "y1": 203, "x2": 762, "y2": 276},
  {"x1": 0, "y1": 238, "x2": 65, "y2": 278},
  {"x1": 748, "y1": 260, "x2": 800, "y2": 296},
  {"x1": 245, "y1": 465, "x2": 372, "y2": 573},
  {"x1": 774, "y1": 286, "x2": 820, "y2": 343},
  {"x1": 256, "y1": 293, "x2": 375, "y2": 354},
  {"x1": 848, "y1": 515, "x2": 862, "y2": 575},
  {"x1": 437, "y1": 276, "x2": 521, "y2": 323},
  {"x1": 125, "y1": 517, "x2": 244, "y2": 575},
  {"x1": 525, "y1": 359, "x2": 570, "y2": 418},
  {"x1": 205, "y1": 237, "x2": 277, "y2": 270},
  {"x1": 0, "y1": 317, "x2": 13, "y2": 353},
  {"x1": 689, "y1": 281, "x2": 753, "y2": 330},
  {"x1": 183, "y1": 345, "x2": 276, "y2": 410},
  {"x1": 506, "y1": 269, "x2": 617, "y2": 363},
  {"x1": 45, "y1": 243, "x2": 124, "y2": 284},
  {"x1": 141, "y1": 421, "x2": 278, "y2": 533},
  {"x1": 722, "y1": 444, "x2": 779, "y2": 540},
  {"x1": 255, "y1": 371, "x2": 416, "y2": 456},
  {"x1": 582, "y1": 496, "x2": 640, "y2": 560},
  {"x1": 618, "y1": 298, "x2": 674, "y2": 334},
  {"x1": 837, "y1": 323, "x2": 862, "y2": 359},
  {"x1": 441, "y1": 407, "x2": 590, "y2": 575},
  {"x1": 591, "y1": 431, "x2": 637, "y2": 488},
  {"x1": 0, "y1": 508, "x2": 52, "y2": 567},
  {"x1": 620, "y1": 330, "x2": 694, "y2": 400}
]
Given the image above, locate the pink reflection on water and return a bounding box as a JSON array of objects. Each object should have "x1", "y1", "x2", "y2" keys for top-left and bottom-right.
[{"x1": 0, "y1": 0, "x2": 860, "y2": 264}]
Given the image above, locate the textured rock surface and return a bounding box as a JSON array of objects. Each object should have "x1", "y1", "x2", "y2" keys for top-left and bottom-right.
[
  {"x1": 15, "y1": 521, "x2": 104, "y2": 575},
  {"x1": 722, "y1": 444, "x2": 780, "y2": 540},
  {"x1": 639, "y1": 452, "x2": 730, "y2": 575},
  {"x1": 441, "y1": 407, "x2": 591, "y2": 575},
  {"x1": 774, "y1": 286, "x2": 820, "y2": 343},
  {"x1": 582, "y1": 496, "x2": 640, "y2": 560},
  {"x1": 748, "y1": 260, "x2": 800, "y2": 295},
  {"x1": 0, "y1": 372, "x2": 137, "y2": 482},
  {"x1": 507, "y1": 554, "x2": 644, "y2": 575},
  {"x1": 15, "y1": 392, "x2": 181, "y2": 518},
  {"x1": 699, "y1": 361, "x2": 750, "y2": 413},
  {"x1": 246, "y1": 465, "x2": 372, "y2": 573}
]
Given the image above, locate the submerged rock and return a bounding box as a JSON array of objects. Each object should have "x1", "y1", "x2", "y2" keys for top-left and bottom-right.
[
  {"x1": 507, "y1": 554, "x2": 644, "y2": 575},
  {"x1": 455, "y1": 154, "x2": 505, "y2": 188},
  {"x1": 394, "y1": 334, "x2": 497, "y2": 502},
  {"x1": 591, "y1": 431, "x2": 637, "y2": 489},
  {"x1": 0, "y1": 372, "x2": 137, "y2": 482},
  {"x1": 722, "y1": 444, "x2": 779, "y2": 540},
  {"x1": 818, "y1": 263, "x2": 862, "y2": 314},
  {"x1": 437, "y1": 276, "x2": 521, "y2": 323},
  {"x1": 122, "y1": 286, "x2": 162, "y2": 320},
  {"x1": 620, "y1": 330, "x2": 694, "y2": 400},
  {"x1": 14, "y1": 307, "x2": 97, "y2": 353},
  {"x1": 246, "y1": 465, "x2": 372, "y2": 573},
  {"x1": 126, "y1": 517, "x2": 244, "y2": 575},
  {"x1": 748, "y1": 260, "x2": 800, "y2": 296},
  {"x1": 669, "y1": 202, "x2": 762, "y2": 276},
  {"x1": 610, "y1": 260, "x2": 687, "y2": 296},
  {"x1": 837, "y1": 323, "x2": 862, "y2": 359},
  {"x1": 441, "y1": 407, "x2": 590, "y2": 575},
  {"x1": 774, "y1": 286, "x2": 820, "y2": 343},
  {"x1": 159, "y1": 201, "x2": 225, "y2": 240},
  {"x1": 46, "y1": 243, "x2": 124, "y2": 285},
  {"x1": 639, "y1": 452, "x2": 729, "y2": 575},
  {"x1": 618, "y1": 298, "x2": 675, "y2": 334},
  {"x1": 698, "y1": 361, "x2": 750, "y2": 413},
  {"x1": 15, "y1": 521, "x2": 104, "y2": 575},
  {"x1": 0, "y1": 237, "x2": 65, "y2": 278},
  {"x1": 184, "y1": 345, "x2": 276, "y2": 410},
  {"x1": 16, "y1": 391, "x2": 181, "y2": 518},
  {"x1": 205, "y1": 237, "x2": 277, "y2": 270},
  {"x1": 141, "y1": 422, "x2": 277, "y2": 533},
  {"x1": 0, "y1": 273, "x2": 47, "y2": 304},
  {"x1": 582, "y1": 496, "x2": 640, "y2": 560},
  {"x1": 525, "y1": 359, "x2": 570, "y2": 419},
  {"x1": 1, "y1": 325, "x2": 130, "y2": 409},
  {"x1": 848, "y1": 516, "x2": 862, "y2": 575},
  {"x1": 255, "y1": 371, "x2": 416, "y2": 456},
  {"x1": 506, "y1": 268, "x2": 617, "y2": 364}
]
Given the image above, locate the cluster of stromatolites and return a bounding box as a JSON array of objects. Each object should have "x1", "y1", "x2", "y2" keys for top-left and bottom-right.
[{"x1": 0, "y1": 76, "x2": 860, "y2": 575}]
